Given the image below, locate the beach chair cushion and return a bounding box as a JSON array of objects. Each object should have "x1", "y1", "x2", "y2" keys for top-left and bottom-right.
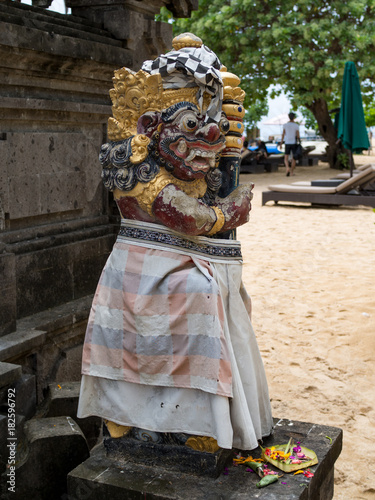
[
  {"x1": 268, "y1": 165, "x2": 375, "y2": 194},
  {"x1": 267, "y1": 184, "x2": 336, "y2": 194},
  {"x1": 334, "y1": 164, "x2": 370, "y2": 179}
]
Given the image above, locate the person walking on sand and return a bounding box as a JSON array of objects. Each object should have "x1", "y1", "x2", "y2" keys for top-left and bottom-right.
[{"x1": 280, "y1": 112, "x2": 300, "y2": 176}]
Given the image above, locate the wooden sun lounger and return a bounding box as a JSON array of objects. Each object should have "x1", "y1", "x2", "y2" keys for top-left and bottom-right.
[{"x1": 262, "y1": 164, "x2": 375, "y2": 207}]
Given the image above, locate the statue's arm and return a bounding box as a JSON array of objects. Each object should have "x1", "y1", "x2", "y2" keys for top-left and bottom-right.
[
  {"x1": 152, "y1": 183, "x2": 253, "y2": 236},
  {"x1": 215, "y1": 184, "x2": 253, "y2": 232}
]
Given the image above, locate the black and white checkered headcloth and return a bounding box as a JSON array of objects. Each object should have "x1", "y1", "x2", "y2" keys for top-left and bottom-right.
[{"x1": 142, "y1": 44, "x2": 223, "y2": 124}]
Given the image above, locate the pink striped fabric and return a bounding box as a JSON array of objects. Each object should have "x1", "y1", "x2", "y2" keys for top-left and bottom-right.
[{"x1": 82, "y1": 240, "x2": 233, "y2": 397}]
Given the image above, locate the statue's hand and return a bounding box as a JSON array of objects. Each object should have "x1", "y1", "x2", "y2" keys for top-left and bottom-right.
[
  {"x1": 152, "y1": 183, "x2": 253, "y2": 236},
  {"x1": 215, "y1": 183, "x2": 254, "y2": 232}
]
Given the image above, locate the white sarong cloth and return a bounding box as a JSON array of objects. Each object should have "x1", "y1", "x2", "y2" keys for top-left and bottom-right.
[{"x1": 78, "y1": 220, "x2": 273, "y2": 450}]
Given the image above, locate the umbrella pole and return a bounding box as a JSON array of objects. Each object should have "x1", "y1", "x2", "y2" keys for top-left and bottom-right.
[{"x1": 350, "y1": 151, "x2": 354, "y2": 177}]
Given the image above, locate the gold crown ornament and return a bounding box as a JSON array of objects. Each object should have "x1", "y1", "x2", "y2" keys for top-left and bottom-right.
[
  {"x1": 172, "y1": 32, "x2": 203, "y2": 51},
  {"x1": 219, "y1": 67, "x2": 246, "y2": 153}
]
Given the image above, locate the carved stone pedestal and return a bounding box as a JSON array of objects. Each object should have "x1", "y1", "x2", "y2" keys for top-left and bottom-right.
[
  {"x1": 103, "y1": 429, "x2": 233, "y2": 478},
  {"x1": 68, "y1": 418, "x2": 342, "y2": 500}
]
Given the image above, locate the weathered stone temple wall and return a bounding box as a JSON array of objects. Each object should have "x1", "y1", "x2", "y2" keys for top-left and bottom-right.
[{"x1": 0, "y1": 0, "x2": 196, "y2": 400}]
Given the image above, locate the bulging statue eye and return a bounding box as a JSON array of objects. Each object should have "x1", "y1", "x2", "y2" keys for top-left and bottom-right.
[
  {"x1": 181, "y1": 113, "x2": 199, "y2": 132},
  {"x1": 220, "y1": 117, "x2": 230, "y2": 134}
]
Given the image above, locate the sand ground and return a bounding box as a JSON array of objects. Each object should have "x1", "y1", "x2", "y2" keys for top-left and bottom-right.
[{"x1": 237, "y1": 156, "x2": 375, "y2": 499}]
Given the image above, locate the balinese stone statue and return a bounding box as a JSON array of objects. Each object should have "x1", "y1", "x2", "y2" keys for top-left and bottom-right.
[{"x1": 77, "y1": 33, "x2": 273, "y2": 453}]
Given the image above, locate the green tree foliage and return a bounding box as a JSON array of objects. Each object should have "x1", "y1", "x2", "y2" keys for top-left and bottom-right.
[
  {"x1": 166, "y1": 0, "x2": 375, "y2": 167},
  {"x1": 244, "y1": 100, "x2": 269, "y2": 134},
  {"x1": 155, "y1": 6, "x2": 174, "y2": 23},
  {"x1": 300, "y1": 108, "x2": 320, "y2": 133},
  {"x1": 364, "y1": 102, "x2": 375, "y2": 127}
]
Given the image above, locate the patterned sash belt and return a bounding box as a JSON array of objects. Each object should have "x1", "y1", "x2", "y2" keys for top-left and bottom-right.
[{"x1": 118, "y1": 219, "x2": 242, "y2": 263}]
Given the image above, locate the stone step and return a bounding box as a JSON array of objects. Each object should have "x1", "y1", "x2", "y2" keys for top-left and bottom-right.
[
  {"x1": 0, "y1": 416, "x2": 89, "y2": 500},
  {"x1": 4, "y1": 223, "x2": 116, "y2": 255},
  {"x1": 0, "y1": 362, "x2": 22, "y2": 390},
  {"x1": 0, "y1": 1, "x2": 121, "y2": 43},
  {"x1": 1, "y1": 215, "x2": 113, "y2": 246},
  {"x1": 0, "y1": 362, "x2": 36, "y2": 419},
  {"x1": 44, "y1": 381, "x2": 101, "y2": 449},
  {"x1": 0, "y1": 19, "x2": 132, "y2": 73},
  {"x1": 0, "y1": 12, "x2": 123, "y2": 48}
]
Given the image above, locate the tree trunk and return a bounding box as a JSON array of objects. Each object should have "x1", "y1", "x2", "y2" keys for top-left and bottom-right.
[{"x1": 308, "y1": 97, "x2": 345, "y2": 169}]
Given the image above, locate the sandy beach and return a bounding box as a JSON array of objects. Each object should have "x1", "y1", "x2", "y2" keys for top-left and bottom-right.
[{"x1": 238, "y1": 156, "x2": 375, "y2": 499}]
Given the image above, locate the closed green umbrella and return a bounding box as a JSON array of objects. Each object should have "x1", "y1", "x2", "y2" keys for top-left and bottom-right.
[{"x1": 337, "y1": 61, "x2": 370, "y2": 176}]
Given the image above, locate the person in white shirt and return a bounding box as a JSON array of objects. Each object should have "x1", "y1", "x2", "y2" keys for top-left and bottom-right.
[{"x1": 280, "y1": 112, "x2": 300, "y2": 176}]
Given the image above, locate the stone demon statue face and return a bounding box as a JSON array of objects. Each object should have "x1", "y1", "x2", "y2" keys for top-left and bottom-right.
[
  {"x1": 138, "y1": 102, "x2": 229, "y2": 181},
  {"x1": 100, "y1": 34, "x2": 250, "y2": 234}
]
